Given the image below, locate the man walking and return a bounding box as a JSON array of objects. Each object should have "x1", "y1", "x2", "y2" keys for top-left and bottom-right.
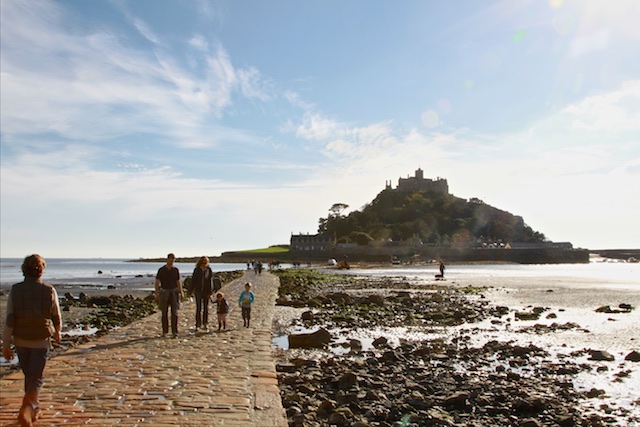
[{"x1": 155, "y1": 253, "x2": 183, "y2": 338}]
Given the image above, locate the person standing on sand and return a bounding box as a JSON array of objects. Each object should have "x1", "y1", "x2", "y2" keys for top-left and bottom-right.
[
  {"x1": 215, "y1": 292, "x2": 230, "y2": 331},
  {"x1": 2, "y1": 254, "x2": 62, "y2": 427},
  {"x1": 190, "y1": 256, "x2": 213, "y2": 331},
  {"x1": 155, "y1": 253, "x2": 183, "y2": 338},
  {"x1": 439, "y1": 260, "x2": 446, "y2": 277},
  {"x1": 238, "y1": 282, "x2": 255, "y2": 328}
]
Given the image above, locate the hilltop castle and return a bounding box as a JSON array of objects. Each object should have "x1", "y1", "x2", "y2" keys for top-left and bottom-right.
[{"x1": 386, "y1": 168, "x2": 449, "y2": 194}]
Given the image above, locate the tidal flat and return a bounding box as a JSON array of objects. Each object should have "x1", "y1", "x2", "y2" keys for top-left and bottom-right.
[{"x1": 271, "y1": 267, "x2": 640, "y2": 426}]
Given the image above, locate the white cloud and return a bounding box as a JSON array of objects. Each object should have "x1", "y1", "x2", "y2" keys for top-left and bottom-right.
[
  {"x1": 0, "y1": 1, "x2": 270, "y2": 149},
  {"x1": 295, "y1": 113, "x2": 341, "y2": 141},
  {"x1": 131, "y1": 17, "x2": 159, "y2": 44},
  {"x1": 563, "y1": 80, "x2": 640, "y2": 132}
]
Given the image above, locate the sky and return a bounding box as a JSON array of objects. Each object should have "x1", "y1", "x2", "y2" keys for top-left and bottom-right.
[{"x1": 1, "y1": 0, "x2": 639, "y2": 259}]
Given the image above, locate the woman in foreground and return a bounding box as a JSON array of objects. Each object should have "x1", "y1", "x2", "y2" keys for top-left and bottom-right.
[{"x1": 2, "y1": 254, "x2": 62, "y2": 427}]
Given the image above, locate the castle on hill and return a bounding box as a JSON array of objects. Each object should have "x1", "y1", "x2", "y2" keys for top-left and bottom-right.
[{"x1": 386, "y1": 168, "x2": 448, "y2": 194}]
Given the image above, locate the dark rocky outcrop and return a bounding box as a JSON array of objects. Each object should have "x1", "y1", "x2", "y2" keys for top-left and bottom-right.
[{"x1": 288, "y1": 328, "x2": 331, "y2": 349}]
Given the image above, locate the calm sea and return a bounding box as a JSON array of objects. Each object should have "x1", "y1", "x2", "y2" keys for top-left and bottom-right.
[{"x1": 0, "y1": 258, "x2": 248, "y2": 288}]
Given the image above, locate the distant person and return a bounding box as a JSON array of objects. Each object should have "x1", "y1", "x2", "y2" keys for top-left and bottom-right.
[
  {"x1": 238, "y1": 282, "x2": 255, "y2": 328},
  {"x1": 439, "y1": 260, "x2": 446, "y2": 278},
  {"x1": 254, "y1": 261, "x2": 263, "y2": 275},
  {"x1": 2, "y1": 254, "x2": 62, "y2": 426},
  {"x1": 215, "y1": 292, "x2": 230, "y2": 331},
  {"x1": 191, "y1": 256, "x2": 213, "y2": 331},
  {"x1": 155, "y1": 253, "x2": 183, "y2": 338}
]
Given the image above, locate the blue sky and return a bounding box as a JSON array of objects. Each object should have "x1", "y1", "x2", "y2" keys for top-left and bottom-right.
[{"x1": 1, "y1": 0, "x2": 639, "y2": 258}]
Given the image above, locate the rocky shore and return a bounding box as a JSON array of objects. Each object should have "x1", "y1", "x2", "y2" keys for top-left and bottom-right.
[{"x1": 271, "y1": 269, "x2": 640, "y2": 427}]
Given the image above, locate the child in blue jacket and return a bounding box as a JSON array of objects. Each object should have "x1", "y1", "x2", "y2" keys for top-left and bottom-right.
[{"x1": 238, "y1": 282, "x2": 255, "y2": 328}]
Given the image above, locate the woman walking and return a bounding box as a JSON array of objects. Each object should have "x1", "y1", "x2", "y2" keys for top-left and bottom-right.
[
  {"x1": 2, "y1": 254, "x2": 62, "y2": 426},
  {"x1": 191, "y1": 256, "x2": 214, "y2": 330}
]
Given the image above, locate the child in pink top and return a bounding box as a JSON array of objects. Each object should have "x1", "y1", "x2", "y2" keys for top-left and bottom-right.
[{"x1": 215, "y1": 292, "x2": 229, "y2": 331}]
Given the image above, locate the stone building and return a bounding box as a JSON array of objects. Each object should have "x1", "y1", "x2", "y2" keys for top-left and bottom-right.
[
  {"x1": 386, "y1": 168, "x2": 449, "y2": 194},
  {"x1": 290, "y1": 233, "x2": 335, "y2": 254}
]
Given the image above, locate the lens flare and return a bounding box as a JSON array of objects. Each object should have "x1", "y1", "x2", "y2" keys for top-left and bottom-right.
[
  {"x1": 513, "y1": 30, "x2": 526, "y2": 42},
  {"x1": 437, "y1": 99, "x2": 452, "y2": 114},
  {"x1": 421, "y1": 110, "x2": 440, "y2": 128}
]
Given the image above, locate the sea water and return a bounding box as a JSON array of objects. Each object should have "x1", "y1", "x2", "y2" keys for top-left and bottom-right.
[{"x1": 0, "y1": 258, "x2": 247, "y2": 288}]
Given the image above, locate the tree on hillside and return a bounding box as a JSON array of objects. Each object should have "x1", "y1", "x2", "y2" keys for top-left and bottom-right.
[{"x1": 318, "y1": 203, "x2": 350, "y2": 236}]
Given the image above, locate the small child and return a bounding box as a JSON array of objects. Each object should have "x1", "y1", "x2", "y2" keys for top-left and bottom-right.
[
  {"x1": 238, "y1": 282, "x2": 255, "y2": 328},
  {"x1": 215, "y1": 292, "x2": 229, "y2": 331}
]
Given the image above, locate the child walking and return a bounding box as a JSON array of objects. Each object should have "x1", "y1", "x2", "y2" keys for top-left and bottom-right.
[
  {"x1": 215, "y1": 292, "x2": 229, "y2": 331},
  {"x1": 238, "y1": 282, "x2": 255, "y2": 328}
]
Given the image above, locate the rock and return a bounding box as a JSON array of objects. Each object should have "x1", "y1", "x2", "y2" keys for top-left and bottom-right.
[
  {"x1": 288, "y1": 328, "x2": 331, "y2": 349},
  {"x1": 431, "y1": 293, "x2": 444, "y2": 303},
  {"x1": 519, "y1": 419, "x2": 541, "y2": 427},
  {"x1": 556, "y1": 414, "x2": 575, "y2": 427},
  {"x1": 515, "y1": 311, "x2": 540, "y2": 321},
  {"x1": 595, "y1": 305, "x2": 631, "y2": 314},
  {"x1": 286, "y1": 405, "x2": 303, "y2": 417},
  {"x1": 326, "y1": 292, "x2": 352, "y2": 304},
  {"x1": 301, "y1": 311, "x2": 314, "y2": 321},
  {"x1": 365, "y1": 294, "x2": 385, "y2": 305},
  {"x1": 512, "y1": 396, "x2": 545, "y2": 414},
  {"x1": 495, "y1": 306, "x2": 509, "y2": 316},
  {"x1": 425, "y1": 407, "x2": 454, "y2": 425},
  {"x1": 64, "y1": 292, "x2": 75, "y2": 301},
  {"x1": 328, "y1": 407, "x2": 353, "y2": 426},
  {"x1": 276, "y1": 363, "x2": 298, "y2": 373},
  {"x1": 349, "y1": 339, "x2": 362, "y2": 352},
  {"x1": 316, "y1": 399, "x2": 335, "y2": 418},
  {"x1": 588, "y1": 350, "x2": 615, "y2": 361},
  {"x1": 407, "y1": 390, "x2": 431, "y2": 410},
  {"x1": 79, "y1": 292, "x2": 89, "y2": 303},
  {"x1": 619, "y1": 303, "x2": 633, "y2": 311},
  {"x1": 442, "y1": 391, "x2": 469, "y2": 408},
  {"x1": 338, "y1": 372, "x2": 358, "y2": 390},
  {"x1": 372, "y1": 336, "x2": 388, "y2": 348},
  {"x1": 585, "y1": 388, "x2": 605, "y2": 398},
  {"x1": 624, "y1": 350, "x2": 640, "y2": 361},
  {"x1": 87, "y1": 296, "x2": 113, "y2": 307}
]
